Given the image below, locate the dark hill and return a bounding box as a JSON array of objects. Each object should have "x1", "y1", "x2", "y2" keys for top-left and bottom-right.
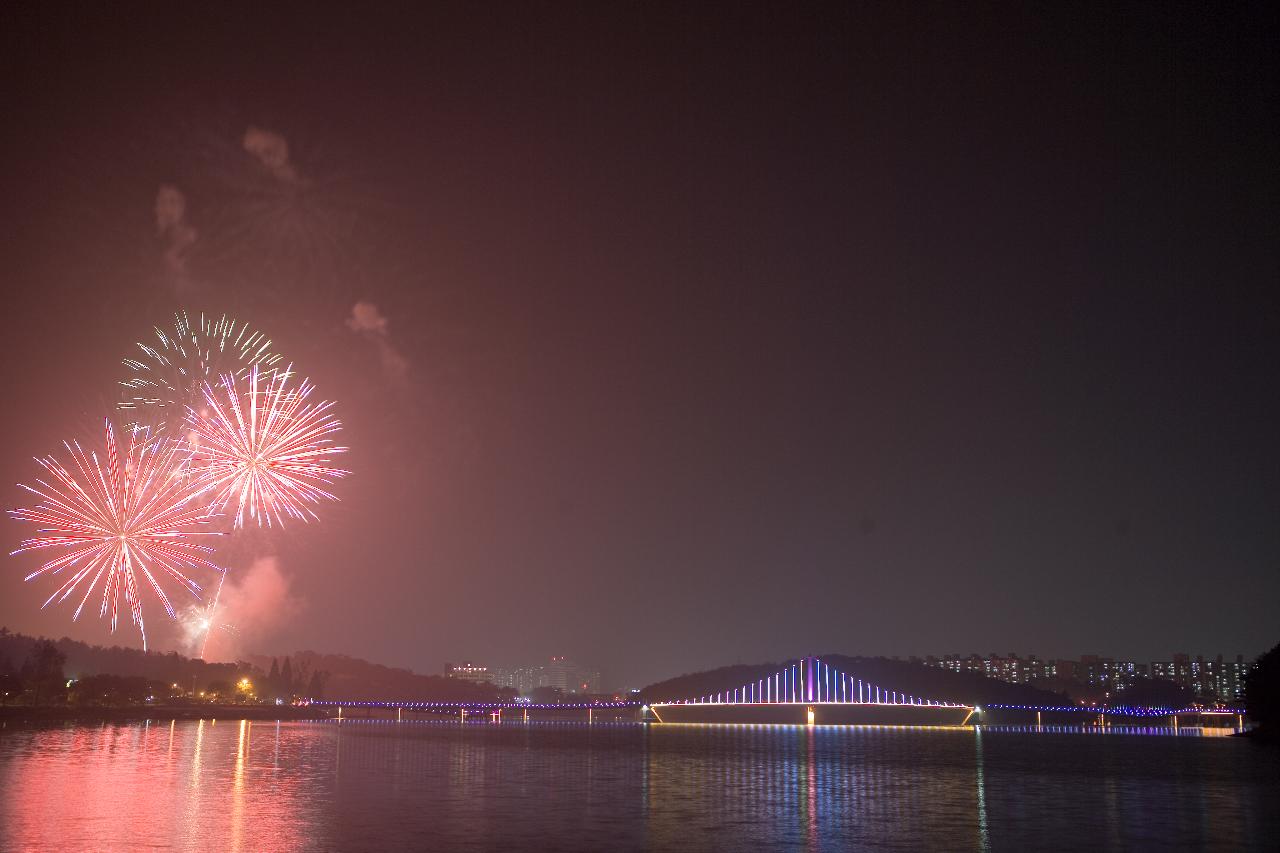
[
  {"x1": 248, "y1": 651, "x2": 514, "y2": 702},
  {"x1": 0, "y1": 627, "x2": 243, "y2": 690},
  {"x1": 0, "y1": 628, "x2": 511, "y2": 702}
]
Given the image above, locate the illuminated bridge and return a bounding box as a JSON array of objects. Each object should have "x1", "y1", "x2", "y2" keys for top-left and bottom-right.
[
  {"x1": 647, "y1": 656, "x2": 974, "y2": 725},
  {"x1": 308, "y1": 655, "x2": 1242, "y2": 729}
]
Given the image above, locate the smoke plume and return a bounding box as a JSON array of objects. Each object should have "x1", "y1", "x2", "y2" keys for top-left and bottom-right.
[
  {"x1": 154, "y1": 184, "x2": 197, "y2": 276},
  {"x1": 192, "y1": 556, "x2": 304, "y2": 662},
  {"x1": 243, "y1": 126, "x2": 302, "y2": 184},
  {"x1": 347, "y1": 300, "x2": 408, "y2": 381}
]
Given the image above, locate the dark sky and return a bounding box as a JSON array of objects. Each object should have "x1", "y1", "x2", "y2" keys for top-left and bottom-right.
[{"x1": 1, "y1": 3, "x2": 1276, "y2": 687}]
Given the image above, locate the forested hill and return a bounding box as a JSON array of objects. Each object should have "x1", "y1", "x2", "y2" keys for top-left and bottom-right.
[
  {"x1": 0, "y1": 629, "x2": 510, "y2": 701},
  {"x1": 247, "y1": 651, "x2": 514, "y2": 702},
  {"x1": 640, "y1": 655, "x2": 1067, "y2": 706},
  {"x1": 0, "y1": 627, "x2": 241, "y2": 689}
]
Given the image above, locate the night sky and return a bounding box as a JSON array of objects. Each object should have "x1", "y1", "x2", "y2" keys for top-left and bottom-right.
[{"x1": 1, "y1": 3, "x2": 1276, "y2": 687}]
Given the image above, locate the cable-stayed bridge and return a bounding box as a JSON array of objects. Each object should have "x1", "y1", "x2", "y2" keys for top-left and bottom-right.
[
  {"x1": 648, "y1": 656, "x2": 975, "y2": 725},
  {"x1": 306, "y1": 656, "x2": 1238, "y2": 728},
  {"x1": 660, "y1": 656, "x2": 968, "y2": 708}
]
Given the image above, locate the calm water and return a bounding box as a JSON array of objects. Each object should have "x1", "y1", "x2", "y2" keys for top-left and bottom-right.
[{"x1": 0, "y1": 720, "x2": 1276, "y2": 851}]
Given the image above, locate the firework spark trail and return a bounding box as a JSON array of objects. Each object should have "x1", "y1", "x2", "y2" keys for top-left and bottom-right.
[
  {"x1": 199, "y1": 567, "x2": 229, "y2": 659},
  {"x1": 120, "y1": 310, "x2": 285, "y2": 418},
  {"x1": 186, "y1": 364, "x2": 348, "y2": 528},
  {"x1": 8, "y1": 420, "x2": 224, "y2": 649}
]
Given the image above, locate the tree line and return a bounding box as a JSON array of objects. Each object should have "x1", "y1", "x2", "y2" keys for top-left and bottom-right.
[{"x1": 0, "y1": 627, "x2": 331, "y2": 706}]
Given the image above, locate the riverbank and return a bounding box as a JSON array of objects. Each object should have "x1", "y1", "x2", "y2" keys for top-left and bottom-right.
[{"x1": 0, "y1": 704, "x2": 331, "y2": 723}]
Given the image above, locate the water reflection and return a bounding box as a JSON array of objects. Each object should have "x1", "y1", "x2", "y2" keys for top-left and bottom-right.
[
  {"x1": 804, "y1": 727, "x2": 816, "y2": 851},
  {"x1": 642, "y1": 724, "x2": 992, "y2": 851},
  {"x1": 0, "y1": 718, "x2": 329, "y2": 852},
  {"x1": 975, "y1": 726, "x2": 989, "y2": 852},
  {"x1": 0, "y1": 720, "x2": 1274, "y2": 852},
  {"x1": 231, "y1": 720, "x2": 247, "y2": 852}
]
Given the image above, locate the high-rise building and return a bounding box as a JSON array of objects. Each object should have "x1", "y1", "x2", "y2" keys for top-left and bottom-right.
[
  {"x1": 491, "y1": 657, "x2": 601, "y2": 696},
  {"x1": 924, "y1": 652, "x2": 1054, "y2": 684},
  {"x1": 1152, "y1": 654, "x2": 1249, "y2": 701},
  {"x1": 923, "y1": 650, "x2": 1248, "y2": 702},
  {"x1": 491, "y1": 666, "x2": 544, "y2": 695},
  {"x1": 543, "y1": 657, "x2": 600, "y2": 694},
  {"x1": 1212, "y1": 656, "x2": 1249, "y2": 702}
]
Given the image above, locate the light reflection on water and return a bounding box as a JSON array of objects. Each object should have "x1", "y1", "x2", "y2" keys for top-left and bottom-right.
[{"x1": 0, "y1": 720, "x2": 1275, "y2": 852}]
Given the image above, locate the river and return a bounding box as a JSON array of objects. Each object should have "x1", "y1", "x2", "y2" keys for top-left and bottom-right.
[{"x1": 1, "y1": 720, "x2": 1275, "y2": 851}]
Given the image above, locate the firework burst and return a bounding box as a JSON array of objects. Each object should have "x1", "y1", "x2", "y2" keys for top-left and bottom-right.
[
  {"x1": 8, "y1": 420, "x2": 224, "y2": 649},
  {"x1": 120, "y1": 310, "x2": 285, "y2": 422},
  {"x1": 186, "y1": 364, "x2": 348, "y2": 528}
]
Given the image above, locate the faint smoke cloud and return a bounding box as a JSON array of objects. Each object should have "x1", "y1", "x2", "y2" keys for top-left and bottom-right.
[
  {"x1": 155, "y1": 184, "x2": 185, "y2": 233},
  {"x1": 243, "y1": 126, "x2": 302, "y2": 184},
  {"x1": 154, "y1": 184, "x2": 197, "y2": 275},
  {"x1": 347, "y1": 301, "x2": 408, "y2": 381},
  {"x1": 195, "y1": 556, "x2": 304, "y2": 661},
  {"x1": 347, "y1": 301, "x2": 390, "y2": 335}
]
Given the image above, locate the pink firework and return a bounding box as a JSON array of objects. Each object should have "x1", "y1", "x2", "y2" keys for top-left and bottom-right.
[
  {"x1": 8, "y1": 420, "x2": 224, "y2": 650},
  {"x1": 186, "y1": 364, "x2": 347, "y2": 528}
]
